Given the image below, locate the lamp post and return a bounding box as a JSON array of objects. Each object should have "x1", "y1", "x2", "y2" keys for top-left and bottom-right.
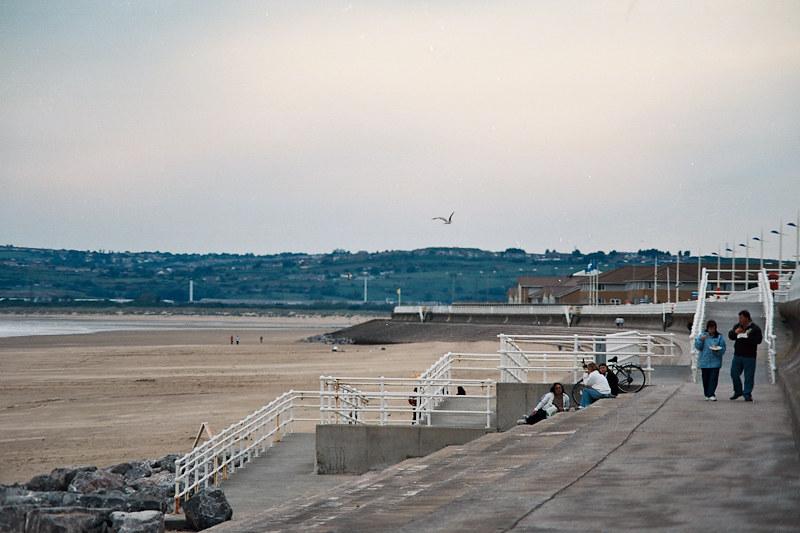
[
  {"x1": 726, "y1": 245, "x2": 735, "y2": 292},
  {"x1": 711, "y1": 251, "x2": 721, "y2": 291},
  {"x1": 738, "y1": 242, "x2": 749, "y2": 290},
  {"x1": 771, "y1": 223, "x2": 783, "y2": 287},
  {"x1": 753, "y1": 232, "x2": 764, "y2": 271},
  {"x1": 789, "y1": 215, "x2": 799, "y2": 271}
]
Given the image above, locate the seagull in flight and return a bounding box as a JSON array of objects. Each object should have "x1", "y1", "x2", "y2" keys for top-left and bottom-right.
[{"x1": 432, "y1": 211, "x2": 454, "y2": 224}]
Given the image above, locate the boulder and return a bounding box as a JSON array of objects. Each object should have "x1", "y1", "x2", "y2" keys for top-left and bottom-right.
[
  {"x1": 129, "y1": 471, "x2": 174, "y2": 510},
  {"x1": 0, "y1": 505, "x2": 29, "y2": 533},
  {"x1": 75, "y1": 490, "x2": 164, "y2": 513},
  {"x1": 0, "y1": 488, "x2": 77, "y2": 508},
  {"x1": 26, "y1": 474, "x2": 64, "y2": 492},
  {"x1": 50, "y1": 466, "x2": 98, "y2": 491},
  {"x1": 24, "y1": 506, "x2": 111, "y2": 533},
  {"x1": 182, "y1": 488, "x2": 232, "y2": 531},
  {"x1": 69, "y1": 470, "x2": 126, "y2": 494},
  {"x1": 108, "y1": 461, "x2": 152, "y2": 482},
  {"x1": 110, "y1": 510, "x2": 164, "y2": 533},
  {"x1": 152, "y1": 454, "x2": 180, "y2": 474}
]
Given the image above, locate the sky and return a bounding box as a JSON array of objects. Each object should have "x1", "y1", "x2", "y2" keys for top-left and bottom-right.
[{"x1": 2, "y1": 1, "x2": 799, "y2": 257}]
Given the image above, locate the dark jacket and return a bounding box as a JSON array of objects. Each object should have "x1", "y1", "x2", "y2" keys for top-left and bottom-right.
[
  {"x1": 605, "y1": 371, "x2": 620, "y2": 396},
  {"x1": 728, "y1": 321, "x2": 763, "y2": 358}
]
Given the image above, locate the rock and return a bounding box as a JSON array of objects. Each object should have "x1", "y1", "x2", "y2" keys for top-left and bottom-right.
[
  {"x1": 182, "y1": 488, "x2": 232, "y2": 531},
  {"x1": 25, "y1": 506, "x2": 111, "y2": 533},
  {"x1": 75, "y1": 490, "x2": 164, "y2": 513},
  {"x1": 129, "y1": 471, "x2": 174, "y2": 509},
  {"x1": 0, "y1": 505, "x2": 29, "y2": 532},
  {"x1": 50, "y1": 466, "x2": 98, "y2": 491},
  {"x1": 26, "y1": 474, "x2": 64, "y2": 492},
  {"x1": 0, "y1": 487, "x2": 77, "y2": 508},
  {"x1": 152, "y1": 454, "x2": 180, "y2": 474},
  {"x1": 69, "y1": 470, "x2": 126, "y2": 494},
  {"x1": 109, "y1": 461, "x2": 152, "y2": 482},
  {"x1": 110, "y1": 510, "x2": 164, "y2": 533}
]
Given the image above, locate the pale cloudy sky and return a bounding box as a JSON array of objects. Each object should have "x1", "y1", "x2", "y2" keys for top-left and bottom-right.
[{"x1": 2, "y1": 1, "x2": 799, "y2": 256}]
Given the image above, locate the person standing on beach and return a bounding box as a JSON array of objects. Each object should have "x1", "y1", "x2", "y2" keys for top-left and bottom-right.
[
  {"x1": 728, "y1": 310, "x2": 762, "y2": 402},
  {"x1": 694, "y1": 320, "x2": 726, "y2": 400},
  {"x1": 235, "y1": 335, "x2": 240, "y2": 345},
  {"x1": 230, "y1": 335, "x2": 234, "y2": 345}
]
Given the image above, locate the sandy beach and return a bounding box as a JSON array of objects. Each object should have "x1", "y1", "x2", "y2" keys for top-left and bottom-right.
[{"x1": 0, "y1": 315, "x2": 497, "y2": 484}]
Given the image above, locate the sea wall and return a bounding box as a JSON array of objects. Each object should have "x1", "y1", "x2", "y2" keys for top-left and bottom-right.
[{"x1": 777, "y1": 298, "x2": 800, "y2": 453}]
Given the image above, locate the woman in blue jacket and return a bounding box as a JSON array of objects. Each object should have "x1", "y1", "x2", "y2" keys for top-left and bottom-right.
[{"x1": 694, "y1": 319, "x2": 727, "y2": 400}]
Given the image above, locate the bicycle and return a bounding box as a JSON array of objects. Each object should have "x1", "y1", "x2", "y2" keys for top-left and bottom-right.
[{"x1": 570, "y1": 357, "x2": 647, "y2": 406}]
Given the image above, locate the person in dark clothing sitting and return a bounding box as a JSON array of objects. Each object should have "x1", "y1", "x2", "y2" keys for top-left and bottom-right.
[
  {"x1": 598, "y1": 363, "x2": 620, "y2": 396},
  {"x1": 728, "y1": 309, "x2": 763, "y2": 402}
]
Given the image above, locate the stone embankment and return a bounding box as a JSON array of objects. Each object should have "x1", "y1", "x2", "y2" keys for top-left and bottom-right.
[{"x1": 0, "y1": 454, "x2": 232, "y2": 533}]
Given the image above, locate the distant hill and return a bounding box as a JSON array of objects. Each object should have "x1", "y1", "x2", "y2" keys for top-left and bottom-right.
[{"x1": 0, "y1": 245, "x2": 682, "y2": 307}]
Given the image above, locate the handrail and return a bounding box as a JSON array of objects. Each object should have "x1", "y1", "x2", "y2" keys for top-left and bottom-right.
[
  {"x1": 758, "y1": 269, "x2": 777, "y2": 384},
  {"x1": 173, "y1": 389, "x2": 320, "y2": 513},
  {"x1": 689, "y1": 268, "x2": 709, "y2": 383}
]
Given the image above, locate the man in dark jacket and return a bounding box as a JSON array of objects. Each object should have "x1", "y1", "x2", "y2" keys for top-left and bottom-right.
[{"x1": 728, "y1": 309, "x2": 763, "y2": 401}]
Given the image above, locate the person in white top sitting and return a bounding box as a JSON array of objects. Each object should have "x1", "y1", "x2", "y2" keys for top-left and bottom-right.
[
  {"x1": 580, "y1": 362, "x2": 612, "y2": 408},
  {"x1": 516, "y1": 383, "x2": 570, "y2": 425}
]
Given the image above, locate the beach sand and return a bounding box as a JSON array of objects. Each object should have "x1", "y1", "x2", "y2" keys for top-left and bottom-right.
[{"x1": 0, "y1": 316, "x2": 497, "y2": 484}]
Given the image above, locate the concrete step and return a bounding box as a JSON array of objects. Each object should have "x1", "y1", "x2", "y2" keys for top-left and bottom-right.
[{"x1": 428, "y1": 396, "x2": 496, "y2": 428}]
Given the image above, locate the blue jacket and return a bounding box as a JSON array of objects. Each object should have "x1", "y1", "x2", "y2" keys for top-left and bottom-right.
[{"x1": 695, "y1": 332, "x2": 727, "y2": 369}]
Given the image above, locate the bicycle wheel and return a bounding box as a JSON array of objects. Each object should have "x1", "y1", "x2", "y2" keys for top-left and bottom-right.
[
  {"x1": 617, "y1": 364, "x2": 646, "y2": 393},
  {"x1": 571, "y1": 380, "x2": 585, "y2": 407}
]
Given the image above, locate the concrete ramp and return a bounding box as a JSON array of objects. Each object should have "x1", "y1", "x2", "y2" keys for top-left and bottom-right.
[
  {"x1": 220, "y1": 433, "x2": 354, "y2": 521},
  {"x1": 211, "y1": 381, "x2": 800, "y2": 532}
]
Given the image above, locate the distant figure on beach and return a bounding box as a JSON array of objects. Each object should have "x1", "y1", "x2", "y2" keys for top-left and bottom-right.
[
  {"x1": 615, "y1": 317, "x2": 624, "y2": 328},
  {"x1": 235, "y1": 335, "x2": 240, "y2": 345},
  {"x1": 728, "y1": 310, "x2": 762, "y2": 402},
  {"x1": 260, "y1": 336, "x2": 263, "y2": 344},
  {"x1": 579, "y1": 362, "x2": 611, "y2": 408},
  {"x1": 456, "y1": 386, "x2": 466, "y2": 395},
  {"x1": 230, "y1": 335, "x2": 233, "y2": 345},
  {"x1": 598, "y1": 363, "x2": 620, "y2": 396},
  {"x1": 695, "y1": 319, "x2": 726, "y2": 401},
  {"x1": 517, "y1": 382, "x2": 569, "y2": 425}
]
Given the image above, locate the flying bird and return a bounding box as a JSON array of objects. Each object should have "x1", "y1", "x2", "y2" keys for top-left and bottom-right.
[{"x1": 432, "y1": 211, "x2": 454, "y2": 224}]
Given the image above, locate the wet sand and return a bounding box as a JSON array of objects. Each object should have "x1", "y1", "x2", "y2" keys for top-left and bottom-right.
[{"x1": 0, "y1": 316, "x2": 496, "y2": 484}]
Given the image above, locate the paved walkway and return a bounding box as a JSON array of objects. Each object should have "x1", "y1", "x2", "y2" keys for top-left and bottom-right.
[{"x1": 213, "y1": 372, "x2": 799, "y2": 532}]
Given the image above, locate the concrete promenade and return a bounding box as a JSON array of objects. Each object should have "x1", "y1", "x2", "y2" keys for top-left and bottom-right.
[{"x1": 212, "y1": 370, "x2": 800, "y2": 532}]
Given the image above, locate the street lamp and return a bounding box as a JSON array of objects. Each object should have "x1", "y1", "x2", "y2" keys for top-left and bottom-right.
[
  {"x1": 771, "y1": 224, "x2": 783, "y2": 286},
  {"x1": 789, "y1": 217, "x2": 799, "y2": 271},
  {"x1": 711, "y1": 251, "x2": 721, "y2": 291},
  {"x1": 753, "y1": 232, "x2": 764, "y2": 270},
  {"x1": 738, "y1": 242, "x2": 749, "y2": 289},
  {"x1": 725, "y1": 246, "x2": 735, "y2": 292}
]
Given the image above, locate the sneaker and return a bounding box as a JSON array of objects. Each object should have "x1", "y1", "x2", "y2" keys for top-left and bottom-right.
[
  {"x1": 744, "y1": 396, "x2": 753, "y2": 402},
  {"x1": 730, "y1": 394, "x2": 742, "y2": 400},
  {"x1": 704, "y1": 397, "x2": 709, "y2": 401},
  {"x1": 516, "y1": 418, "x2": 527, "y2": 425},
  {"x1": 709, "y1": 396, "x2": 717, "y2": 401}
]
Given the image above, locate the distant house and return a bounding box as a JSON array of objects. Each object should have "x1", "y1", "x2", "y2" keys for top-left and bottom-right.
[
  {"x1": 574, "y1": 263, "x2": 704, "y2": 304},
  {"x1": 508, "y1": 276, "x2": 581, "y2": 304}
]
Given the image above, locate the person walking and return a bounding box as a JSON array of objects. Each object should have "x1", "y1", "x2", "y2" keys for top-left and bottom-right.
[
  {"x1": 694, "y1": 319, "x2": 726, "y2": 400},
  {"x1": 728, "y1": 310, "x2": 763, "y2": 402}
]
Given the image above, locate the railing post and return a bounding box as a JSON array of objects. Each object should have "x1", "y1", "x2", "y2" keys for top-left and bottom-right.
[{"x1": 379, "y1": 377, "x2": 386, "y2": 426}]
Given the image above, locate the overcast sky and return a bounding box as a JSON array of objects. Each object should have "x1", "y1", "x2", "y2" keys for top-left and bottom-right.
[{"x1": 2, "y1": 1, "x2": 799, "y2": 257}]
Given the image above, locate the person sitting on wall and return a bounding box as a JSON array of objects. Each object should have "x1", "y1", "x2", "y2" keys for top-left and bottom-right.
[
  {"x1": 579, "y1": 362, "x2": 612, "y2": 408},
  {"x1": 516, "y1": 383, "x2": 570, "y2": 425},
  {"x1": 598, "y1": 363, "x2": 620, "y2": 396}
]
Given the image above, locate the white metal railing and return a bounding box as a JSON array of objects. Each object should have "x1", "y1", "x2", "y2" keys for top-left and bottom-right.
[
  {"x1": 758, "y1": 269, "x2": 778, "y2": 384},
  {"x1": 689, "y1": 268, "x2": 709, "y2": 383},
  {"x1": 173, "y1": 389, "x2": 321, "y2": 512},
  {"x1": 498, "y1": 332, "x2": 676, "y2": 384},
  {"x1": 319, "y1": 376, "x2": 496, "y2": 429}
]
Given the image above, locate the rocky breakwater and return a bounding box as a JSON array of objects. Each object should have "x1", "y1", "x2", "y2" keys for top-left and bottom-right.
[{"x1": 0, "y1": 454, "x2": 232, "y2": 532}]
